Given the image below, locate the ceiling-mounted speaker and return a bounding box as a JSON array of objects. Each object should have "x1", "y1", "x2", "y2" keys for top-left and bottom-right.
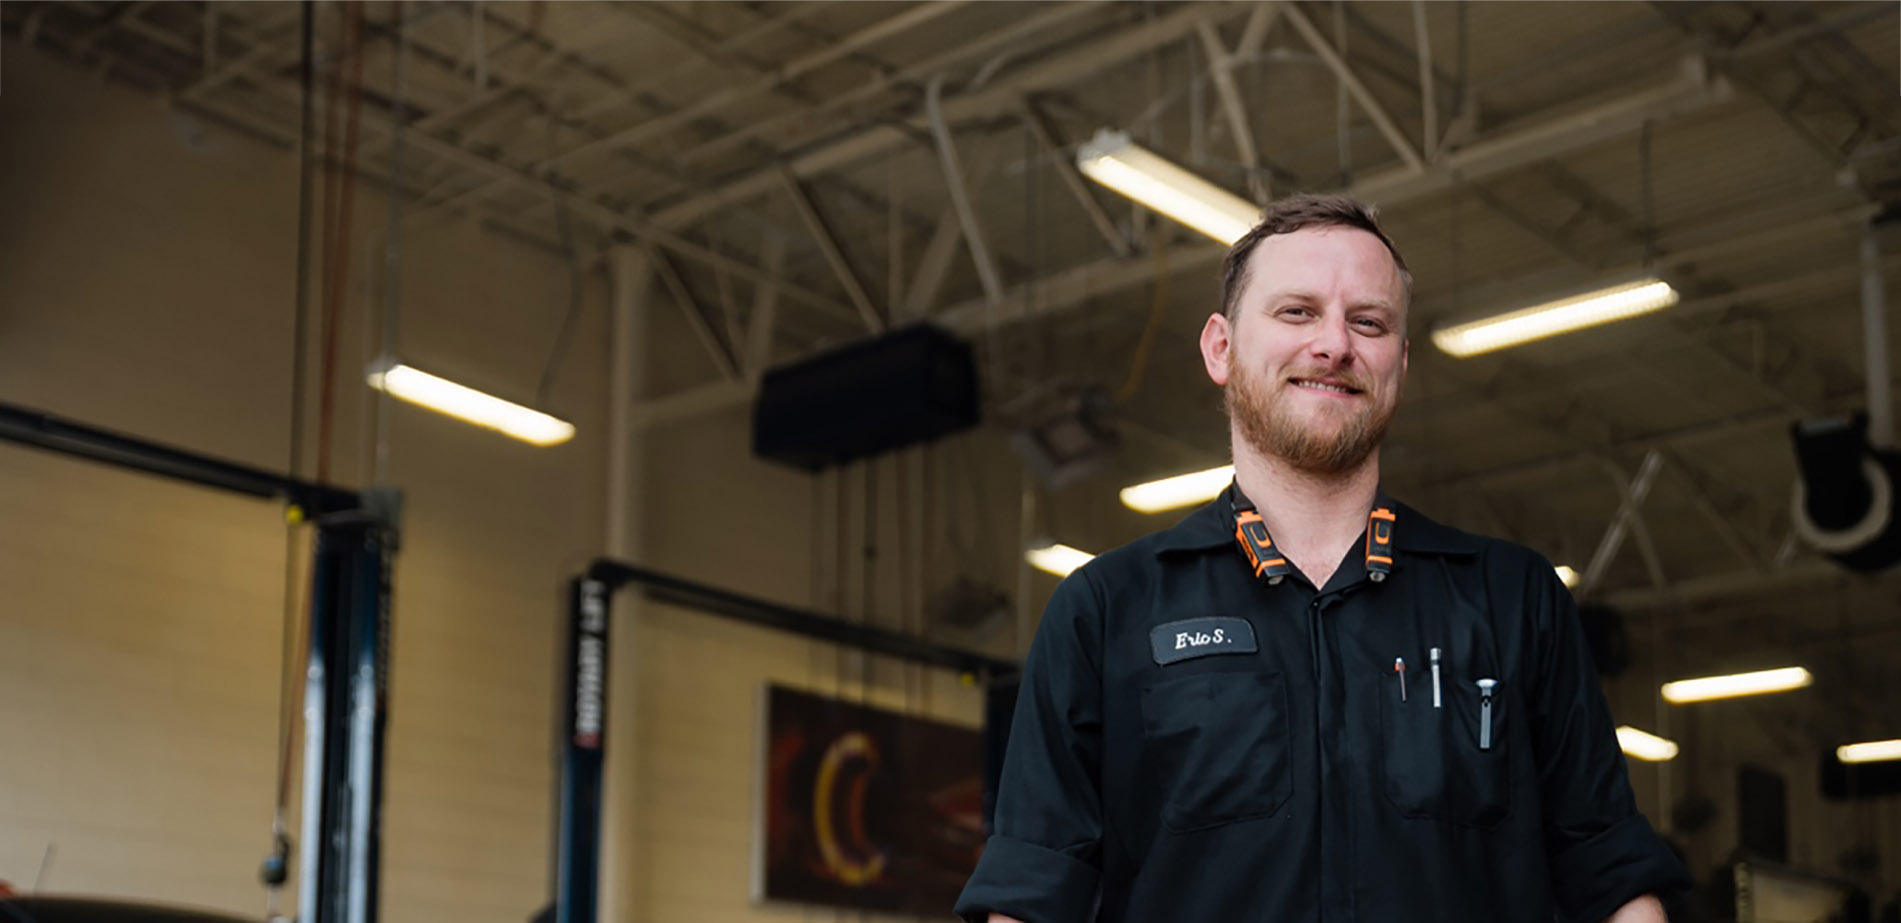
[{"x1": 753, "y1": 324, "x2": 979, "y2": 471}]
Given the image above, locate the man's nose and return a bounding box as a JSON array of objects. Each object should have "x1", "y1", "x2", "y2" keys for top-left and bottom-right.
[{"x1": 1307, "y1": 313, "x2": 1353, "y2": 365}]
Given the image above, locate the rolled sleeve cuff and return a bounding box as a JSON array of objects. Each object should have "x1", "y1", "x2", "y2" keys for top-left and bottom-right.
[
  {"x1": 1549, "y1": 813, "x2": 1692, "y2": 923},
  {"x1": 953, "y1": 834, "x2": 1100, "y2": 923}
]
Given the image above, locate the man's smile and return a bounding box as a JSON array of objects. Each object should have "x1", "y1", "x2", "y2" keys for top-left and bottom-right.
[{"x1": 1288, "y1": 377, "x2": 1364, "y2": 396}]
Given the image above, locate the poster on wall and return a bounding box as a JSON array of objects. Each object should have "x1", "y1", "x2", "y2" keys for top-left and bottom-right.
[{"x1": 754, "y1": 684, "x2": 986, "y2": 914}]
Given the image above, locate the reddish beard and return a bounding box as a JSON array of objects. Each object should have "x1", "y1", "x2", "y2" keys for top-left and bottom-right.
[{"x1": 1226, "y1": 360, "x2": 1399, "y2": 475}]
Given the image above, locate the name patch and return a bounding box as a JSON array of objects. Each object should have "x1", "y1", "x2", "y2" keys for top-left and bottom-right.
[{"x1": 1149, "y1": 617, "x2": 1258, "y2": 665}]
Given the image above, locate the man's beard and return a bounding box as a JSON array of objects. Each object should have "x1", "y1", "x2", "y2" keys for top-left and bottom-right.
[{"x1": 1226, "y1": 360, "x2": 1399, "y2": 476}]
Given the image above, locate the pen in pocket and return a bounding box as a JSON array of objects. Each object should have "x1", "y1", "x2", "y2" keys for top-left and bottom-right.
[
  {"x1": 1395, "y1": 657, "x2": 1408, "y2": 702},
  {"x1": 1477, "y1": 678, "x2": 1497, "y2": 750}
]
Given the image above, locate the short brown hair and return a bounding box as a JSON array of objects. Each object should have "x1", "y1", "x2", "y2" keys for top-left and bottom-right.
[{"x1": 1218, "y1": 193, "x2": 1411, "y2": 321}]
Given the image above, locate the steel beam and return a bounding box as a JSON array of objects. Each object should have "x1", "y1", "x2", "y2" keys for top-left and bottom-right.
[
  {"x1": 136, "y1": 7, "x2": 854, "y2": 326},
  {"x1": 1019, "y1": 100, "x2": 1130, "y2": 259},
  {"x1": 926, "y1": 76, "x2": 1005, "y2": 307},
  {"x1": 745, "y1": 233, "x2": 788, "y2": 382},
  {"x1": 639, "y1": 1, "x2": 1113, "y2": 201},
  {"x1": 647, "y1": 1, "x2": 1248, "y2": 232},
  {"x1": 1197, "y1": 19, "x2": 1266, "y2": 191},
  {"x1": 599, "y1": 245, "x2": 650, "y2": 923},
  {"x1": 1580, "y1": 450, "x2": 1665, "y2": 598},
  {"x1": 928, "y1": 60, "x2": 1732, "y2": 337},
  {"x1": 1603, "y1": 562, "x2": 1841, "y2": 610},
  {"x1": 778, "y1": 168, "x2": 884, "y2": 333},
  {"x1": 548, "y1": 2, "x2": 972, "y2": 170},
  {"x1": 1283, "y1": 2, "x2": 1425, "y2": 171},
  {"x1": 1413, "y1": 0, "x2": 1437, "y2": 157},
  {"x1": 648, "y1": 247, "x2": 740, "y2": 381},
  {"x1": 71, "y1": 0, "x2": 154, "y2": 54},
  {"x1": 1660, "y1": 451, "x2": 1766, "y2": 573},
  {"x1": 899, "y1": 142, "x2": 1006, "y2": 322},
  {"x1": 1600, "y1": 458, "x2": 1671, "y2": 592}
]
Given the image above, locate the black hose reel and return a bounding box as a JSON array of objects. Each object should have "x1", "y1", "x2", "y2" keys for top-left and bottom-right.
[{"x1": 1791, "y1": 414, "x2": 1901, "y2": 572}]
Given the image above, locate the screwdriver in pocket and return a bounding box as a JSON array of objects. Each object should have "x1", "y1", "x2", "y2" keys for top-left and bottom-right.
[{"x1": 1430, "y1": 647, "x2": 1443, "y2": 709}]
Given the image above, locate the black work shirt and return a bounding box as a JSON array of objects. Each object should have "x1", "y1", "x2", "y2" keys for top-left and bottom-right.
[{"x1": 955, "y1": 491, "x2": 1689, "y2": 923}]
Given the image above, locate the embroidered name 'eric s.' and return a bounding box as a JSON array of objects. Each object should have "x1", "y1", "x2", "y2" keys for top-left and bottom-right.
[{"x1": 1149, "y1": 617, "x2": 1258, "y2": 665}]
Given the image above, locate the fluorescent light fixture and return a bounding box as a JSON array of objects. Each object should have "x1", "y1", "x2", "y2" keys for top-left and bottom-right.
[
  {"x1": 1076, "y1": 130, "x2": 1259, "y2": 244},
  {"x1": 1661, "y1": 666, "x2": 1812, "y2": 704},
  {"x1": 1554, "y1": 565, "x2": 1581, "y2": 588},
  {"x1": 366, "y1": 361, "x2": 575, "y2": 446},
  {"x1": 1837, "y1": 739, "x2": 1901, "y2": 764},
  {"x1": 1431, "y1": 279, "x2": 1680, "y2": 358},
  {"x1": 1616, "y1": 726, "x2": 1679, "y2": 762},
  {"x1": 1025, "y1": 543, "x2": 1095, "y2": 577},
  {"x1": 1120, "y1": 465, "x2": 1235, "y2": 514}
]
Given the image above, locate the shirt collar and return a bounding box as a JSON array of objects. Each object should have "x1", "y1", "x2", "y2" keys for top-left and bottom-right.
[{"x1": 1150, "y1": 483, "x2": 1479, "y2": 559}]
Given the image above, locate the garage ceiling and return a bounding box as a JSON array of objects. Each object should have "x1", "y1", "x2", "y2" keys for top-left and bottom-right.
[{"x1": 6, "y1": 1, "x2": 1901, "y2": 707}]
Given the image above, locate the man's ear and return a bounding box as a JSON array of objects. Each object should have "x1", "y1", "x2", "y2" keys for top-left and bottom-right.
[
  {"x1": 1402, "y1": 335, "x2": 1410, "y2": 378},
  {"x1": 1200, "y1": 313, "x2": 1232, "y2": 386}
]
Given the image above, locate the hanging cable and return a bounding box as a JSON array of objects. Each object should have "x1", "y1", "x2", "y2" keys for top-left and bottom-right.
[
  {"x1": 1335, "y1": 0, "x2": 1351, "y2": 179},
  {"x1": 374, "y1": 1, "x2": 409, "y2": 487},
  {"x1": 537, "y1": 134, "x2": 585, "y2": 410},
  {"x1": 264, "y1": 5, "x2": 319, "y2": 916},
  {"x1": 316, "y1": 2, "x2": 367, "y2": 487},
  {"x1": 1639, "y1": 120, "x2": 1658, "y2": 270},
  {"x1": 1114, "y1": 228, "x2": 1171, "y2": 403}
]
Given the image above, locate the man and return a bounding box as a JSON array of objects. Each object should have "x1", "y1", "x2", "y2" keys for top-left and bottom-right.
[{"x1": 954, "y1": 195, "x2": 1689, "y2": 923}]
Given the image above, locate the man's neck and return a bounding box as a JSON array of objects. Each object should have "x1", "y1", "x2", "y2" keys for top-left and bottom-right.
[{"x1": 1231, "y1": 437, "x2": 1382, "y2": 588}]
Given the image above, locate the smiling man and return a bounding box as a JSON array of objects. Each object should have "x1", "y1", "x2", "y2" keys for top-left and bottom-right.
[{"x1": 954, "y1": 195, "x2": 1690, "y2": 923}]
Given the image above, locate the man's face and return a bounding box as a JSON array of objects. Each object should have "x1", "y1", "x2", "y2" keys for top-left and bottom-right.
[{"x1": 1199, "y1": 226, "x2": 1409, "y2": 475}]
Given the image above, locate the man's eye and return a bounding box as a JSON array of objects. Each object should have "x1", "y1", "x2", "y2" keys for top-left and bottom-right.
[{"x1": 1354, "y1": 318, "x2": 1387, "y2": 333}]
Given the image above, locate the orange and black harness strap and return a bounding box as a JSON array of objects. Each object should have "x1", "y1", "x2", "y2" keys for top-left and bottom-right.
[{"x1": 1232, "y1": 485, "x2": 1396, "y2": 585}]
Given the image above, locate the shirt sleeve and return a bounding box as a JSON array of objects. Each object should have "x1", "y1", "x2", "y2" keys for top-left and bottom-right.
[
  {"x1": 1518, "y1": 553, "x2": 1692, "y2": 923},
  {"x1": 954, "y1": 567, "x2": 1105, "y2": 923}
]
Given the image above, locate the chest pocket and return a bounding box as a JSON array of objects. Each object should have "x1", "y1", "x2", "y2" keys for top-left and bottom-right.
[
  {"x1": 1140, "y1": 670, "x2": 1291, "y2": 833},
  {"x1": 1379, "y1": 671, "x2": 1512, "y2": 828}
]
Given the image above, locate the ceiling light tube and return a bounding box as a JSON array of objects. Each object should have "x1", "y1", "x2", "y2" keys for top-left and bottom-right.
[
  {"x1": 1120, "y1": 465, "x2": 1235, "y2": 514},
  {"x1": 1431, "y1": 279, "x2": 1680, "y2": 358},
  {"x1": 1616, "y1": 726, "x2": 1680, "y2": 762},
  {"x1": 366, "y1": 360, "x2": 575, "y2": 447},
  {"x1": 1661, "y1": 666, "x2": 1812, "y2": 704},
  {"x1": 1837, "y1": 739, "x2": 1901, "y2": 764},
  {"x1": 1076, "y1": 130, "x2": 1260, "y2": 245},
  {"x1": 1025, "y1": 543, "x2": 1095, "y2": 577},
  {"x1": 1554, "y1": 565, "x2": 1581, "y2": 588}
]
